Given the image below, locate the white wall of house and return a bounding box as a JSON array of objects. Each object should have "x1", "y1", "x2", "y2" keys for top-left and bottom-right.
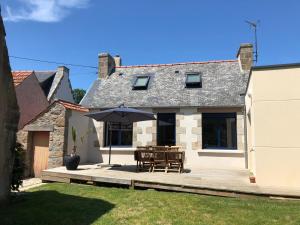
[
  {"x1": 82, "y1": 107, "x2": 246, "y2": 170},
  {"x1": 246, "y1": 66, "x2": 300, "y2": 188},
  {"x1": 67, "y1": 110, "x2": 90, "y2": 163},
  {"x1": 176, "y1": 108, "x2": 245, "y2": 170}
]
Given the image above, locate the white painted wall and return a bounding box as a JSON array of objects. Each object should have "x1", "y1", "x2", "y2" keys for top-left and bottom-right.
[
  {"x1": 67, "y1": 110, "x2": 90, "y2": 163},
  {"x1": 178, "y1": 108, "x2": 245, "y2": 170},
  {"x1": 246, "y1": 67, "x2": 300, "y2": 188}
]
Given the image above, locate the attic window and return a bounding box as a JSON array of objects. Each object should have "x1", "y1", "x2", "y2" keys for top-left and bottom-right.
[
  {"x1": 133, "y1": 76, "x2": 150, "y2": 90},
  {"x1": 185, "y1": 73, "x2": 202, "y2": 88}
]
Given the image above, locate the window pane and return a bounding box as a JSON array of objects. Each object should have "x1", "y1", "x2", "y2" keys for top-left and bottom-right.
[
  {"x1": 105, "y1": 122, "x2": 133, "y2": 146},
  {"x1": 186, "y1": 74, "x2": 200, "y2": 83},
  {"x1": 135, "y1": 77, "x2": 148, "y2": 87},
  {"x1": 202, "y1": 113, "x2": 237, "y2": 149}
]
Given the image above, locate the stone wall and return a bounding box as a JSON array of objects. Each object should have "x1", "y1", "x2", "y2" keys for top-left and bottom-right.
[
  {"x1": 0, "y1": 13, "x2": 20, "y2": 205},
  {"x1": 18, "y1": 103, "x2": 68, "y2": 176},
  {"x1": 16, "y1": 130, "x2": 32, "y2": 177}
]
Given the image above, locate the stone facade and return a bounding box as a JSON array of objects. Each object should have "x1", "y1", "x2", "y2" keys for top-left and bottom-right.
[
  {"x1": 90, "y1": 107, "x2": 246, "y2": 169},
  {"x1": 98, "y1": 53, "x2": 116, "y2": 79},
  {"x1": 237, "y1": 43, "x2": 253, "y2": 71},
  {"x1": 17, "y1": 103, "x2": 68, "y2": 176}
]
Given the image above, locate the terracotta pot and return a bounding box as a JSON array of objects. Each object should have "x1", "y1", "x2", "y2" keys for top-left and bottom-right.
[{"x1": 249, "y1": 176, "x2": 256, "y2": 183}]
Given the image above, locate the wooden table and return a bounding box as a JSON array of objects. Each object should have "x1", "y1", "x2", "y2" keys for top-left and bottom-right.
[{"x1": 134, "y1": 147, "x2": 184, "y2": 173}]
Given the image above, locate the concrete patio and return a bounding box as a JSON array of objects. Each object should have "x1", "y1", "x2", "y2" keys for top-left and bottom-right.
[{"x1": 41, "y1": 164, "x2": 300, "y2": 199}]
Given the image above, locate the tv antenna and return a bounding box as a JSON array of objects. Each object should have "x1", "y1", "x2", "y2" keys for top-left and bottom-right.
[{"x1": 245, "y1": 20, "x2": 259, "y2": 64}]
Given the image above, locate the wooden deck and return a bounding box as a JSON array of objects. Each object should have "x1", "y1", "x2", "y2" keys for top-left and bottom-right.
[{"x1": 41, "y1": 164, "x2": 300, "y2": 199}]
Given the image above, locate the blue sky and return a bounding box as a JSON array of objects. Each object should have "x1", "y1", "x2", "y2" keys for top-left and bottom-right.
[{"x1": 2, "y1": 0, "x2": 300, "y2": 90}]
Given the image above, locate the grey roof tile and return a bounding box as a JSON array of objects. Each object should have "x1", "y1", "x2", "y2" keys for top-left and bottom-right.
[
  {"x1": 35, "y1": 71, "x2": 56, "y2": 83},
  {"x1": 81, "y1": 60, "x2": 249, "y2": 108}
]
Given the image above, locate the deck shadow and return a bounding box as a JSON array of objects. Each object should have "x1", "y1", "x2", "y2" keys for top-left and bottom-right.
[
  {"x1": 1, "y1": 190, "x2": 115, "y2": 225},
  {"x1": 107, "y1": 165, "x2": 137, "y2": 173},
  {"x1": 107, "y1": 165, "x2": 192, "y2": 174}
]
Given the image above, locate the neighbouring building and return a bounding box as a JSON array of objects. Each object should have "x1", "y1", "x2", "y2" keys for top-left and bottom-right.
[
  {"x1": 246, "y1": 63, "x2": 300, "y2": 188},
  {"x1": 80, "y1": 44, "x2": 253, "y2": 170},
  {"x1": 12, "y1": 66, "x2": 74, "y2": 129},
  {"x1": 12, "y1": 67, "x2": 86, "y2": 177}
]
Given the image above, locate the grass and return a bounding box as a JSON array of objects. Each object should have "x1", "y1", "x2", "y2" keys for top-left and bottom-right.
[{"x1": 1, "y1": 183, "x2": 300, "y2": 225}]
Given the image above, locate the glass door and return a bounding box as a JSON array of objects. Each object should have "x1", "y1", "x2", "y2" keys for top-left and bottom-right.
[{"x1": 157, "y1": 113, "x2": 176, "y2": 146}]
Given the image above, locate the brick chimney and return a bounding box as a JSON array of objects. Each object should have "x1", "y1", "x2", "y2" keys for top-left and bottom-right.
[
  {"x1": 114, "y1": 55, "x2": 122, "y2": 67},
  {"x1": 98, "y1": 53, "x2": 116, "y2": 79},
  {"x1": 237, "y1": 43, "x2": 253, "y2": 71}
]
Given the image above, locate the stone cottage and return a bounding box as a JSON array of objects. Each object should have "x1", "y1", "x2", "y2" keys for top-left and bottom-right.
[
  {"x1": 80, "y1": 43, "x2": 253, "y2": 170},
  {"x1": 17, "y1": 100, "x2": 88, "y2": 177}
]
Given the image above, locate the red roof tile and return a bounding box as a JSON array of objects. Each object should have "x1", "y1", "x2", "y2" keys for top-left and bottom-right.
[
  {"x1": 58, "y1": 100, "x2": 89, "y2": 112},
  {"x1": 12, "y1": 71, "x2": 34, "y2": 86}
]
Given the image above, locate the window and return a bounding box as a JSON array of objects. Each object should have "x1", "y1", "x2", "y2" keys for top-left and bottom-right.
[
  {"x1": 104, "y1": 122, "x2": 133, "y2": 146},
  {"x1": 157, "y1": 113, "x2": 176, "y2": 146},
  {"x1": 202, "y1": 113, "x2": 237, "y2": 149},
  {"x1": 185, "y1": 73, "x2": 202, "y2": 88},
  {"x1": 132, "y1": 76, "x2": 150, "y2": 90}
]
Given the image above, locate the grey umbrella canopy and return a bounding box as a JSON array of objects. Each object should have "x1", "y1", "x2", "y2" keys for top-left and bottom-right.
[
  {"x1": 85, "y1": 104, "x2": 156, "y2": 165},
  {"x1": 85, "y1": 106, "x2": 156, "y2": 123}
]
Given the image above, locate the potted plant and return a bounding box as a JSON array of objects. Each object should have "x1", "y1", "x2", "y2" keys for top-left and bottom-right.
[
  {"x1": 249, "y1": 172, "x2": 256, "y2": 183},
  {"x1": 65, "y1": 126, "x2": 81, "y2": 170}
]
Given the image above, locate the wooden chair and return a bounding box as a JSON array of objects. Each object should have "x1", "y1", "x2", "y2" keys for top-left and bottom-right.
[
  {"x1": 166, "y1": 151, "x2": 185, "y2": 173},
  {"x1": 137, "y1": 150, "x2": 153, "y2": 172},
  {"x1": 151, "y1": 150, "x2": 167, "y2": 172}
]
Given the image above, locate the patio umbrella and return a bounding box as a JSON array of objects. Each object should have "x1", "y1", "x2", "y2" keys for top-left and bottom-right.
[{"x1": 85, "y1": 104, "x2": 156, "y2": 165}]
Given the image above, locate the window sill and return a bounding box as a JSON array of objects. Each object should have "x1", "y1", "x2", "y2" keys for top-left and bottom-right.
[
  {"x1": 100, "y1": 147, "x2": 136, "y2": 151},
  {"x1": 197, "y1": 149, "x2": 244, "y2": 154}
]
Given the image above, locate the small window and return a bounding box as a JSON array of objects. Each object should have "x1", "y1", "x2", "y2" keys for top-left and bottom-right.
[
  {"x1": 185, "y1": 73, "x2": 202, "y2": 88},
  {"x1": 104, "y1": 122, "x2": 133, "y2": 146},
  {"x1": 133, "y1": 76, "x2": 150, "y2": 90}
]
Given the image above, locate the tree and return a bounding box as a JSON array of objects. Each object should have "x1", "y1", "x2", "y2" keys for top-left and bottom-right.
[
  {"x1": 72, "y1": 88, "x2": 86, "y2": 104},
  {"x1": 0, "y1": 10, "x2": 20, "y2": 205}
]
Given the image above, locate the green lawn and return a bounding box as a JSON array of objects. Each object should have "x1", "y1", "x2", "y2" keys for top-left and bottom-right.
[{"x1": 1, "y1": 183, "x2": 300, "y2": 225}]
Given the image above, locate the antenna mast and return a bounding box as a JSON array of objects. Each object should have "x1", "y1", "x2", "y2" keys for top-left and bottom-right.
[{"x1": 245, "y1": 20, "x2": 259, "y2": 64}]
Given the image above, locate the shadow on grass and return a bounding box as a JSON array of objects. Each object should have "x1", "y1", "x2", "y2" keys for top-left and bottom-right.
[{"x1": 1, "y1": 190, "x2": 114, "y2": 225}]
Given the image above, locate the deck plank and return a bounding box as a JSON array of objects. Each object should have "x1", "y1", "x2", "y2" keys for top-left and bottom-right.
[{"x1": 41, "y1": 165, "x2": 300, "y2": 199}]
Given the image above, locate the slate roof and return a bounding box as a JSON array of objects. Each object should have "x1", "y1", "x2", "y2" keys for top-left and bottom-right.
[
  {"x1": 81, "y1": 60, "x2": 249, "y2": 109},
  {"x1": 35, "y1": 71, "x2": 56, "y2": 96},
  {"x1": 35, "y1": 71, "x2": 56, "y2": 83},
  {"x1": 12, "y1": 70, "x2": 64, "y2": 99}
]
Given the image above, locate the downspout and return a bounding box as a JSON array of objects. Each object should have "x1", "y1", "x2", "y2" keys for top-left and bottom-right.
[{"x1": 243, "y1": 105, "x2": 248, "y2": 169}]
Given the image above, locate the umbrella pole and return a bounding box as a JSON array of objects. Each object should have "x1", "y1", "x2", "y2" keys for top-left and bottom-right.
[{"x1": 109, "y1": 122, "x2": 112, "y2": 165}]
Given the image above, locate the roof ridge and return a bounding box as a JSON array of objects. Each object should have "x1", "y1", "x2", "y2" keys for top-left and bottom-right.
[
  {"x1": 116, "y1": 59, "x2": 238, "y2": 69},
  {"x1": 34, "y1": 70, "x2": 56, "y2": 73},
  {"x1": 12, "y1": 70, "x2": 34, "y2": 73}
]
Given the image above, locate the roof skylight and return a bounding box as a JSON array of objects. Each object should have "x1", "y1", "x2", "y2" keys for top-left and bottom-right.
[
  {"x1": 132, "y1": 76, "x2": 150, "y2": 90},
  {"x1": 185, "y1": 73, "x2": 202, "y2": 88}
]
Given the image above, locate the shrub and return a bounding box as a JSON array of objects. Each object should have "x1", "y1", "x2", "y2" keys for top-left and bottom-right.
[{"x1": 11, "y1": 142, "x2": 26, "y2": 191}]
